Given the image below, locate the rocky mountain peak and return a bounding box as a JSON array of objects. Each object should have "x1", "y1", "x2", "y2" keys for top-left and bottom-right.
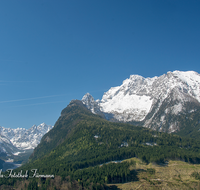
[
  {"x1": 82, "y1": 93, "x2": 101, "y2": 114},
  {"x1": 0, "y1": 123, "x2": 53, "y2": 153},
  {"x1": 82, "y1": 70, "x2": 200, "y2": 133}
]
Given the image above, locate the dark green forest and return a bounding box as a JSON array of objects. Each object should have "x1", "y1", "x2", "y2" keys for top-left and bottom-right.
[{"x1": 1, "y1": 100, "x2": 200, "y2": 189}]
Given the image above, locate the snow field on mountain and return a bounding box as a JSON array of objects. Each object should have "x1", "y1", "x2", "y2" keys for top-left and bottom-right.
[
  {"x1": 100, "y1": 92, "x2": 152, "y2": 118},
  {"x1": 82, "y1": 70, "x2": 200, "y2": 132},
  {"x1": 0, "y1": 123, "x2": 53, "y2": 153},
  {"x1": 173, "y1": 71, "x2": 200, "y2": 102}
]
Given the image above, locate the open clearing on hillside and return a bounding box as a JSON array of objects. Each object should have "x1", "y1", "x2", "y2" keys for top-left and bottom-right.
[{"x1": 108, "y1": 157, "x2": 200, "y2": 190}]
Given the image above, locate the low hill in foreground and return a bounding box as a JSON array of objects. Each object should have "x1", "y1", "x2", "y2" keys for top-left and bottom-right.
[
  {"x1": 2, "y1": 100, "x2": 200, "y2": 189},
  {"x1": 110, "y1": 157, "x2": 200, "y2": 190},
  {"x1": 2, "y1": 157, "x2": 200, "y2": 189}
]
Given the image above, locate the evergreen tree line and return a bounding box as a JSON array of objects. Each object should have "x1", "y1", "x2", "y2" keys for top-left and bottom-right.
[
  {"x1": 2, "y1": 100, "x2": 200, "y2": 189},
  {"x1": 14, "y1": 117, "x2": 200, "y2": 180}
]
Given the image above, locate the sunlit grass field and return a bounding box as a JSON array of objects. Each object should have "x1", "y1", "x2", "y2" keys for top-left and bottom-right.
[{"x1": 108, "y1": 157, "x2": 200, "y2": 190}]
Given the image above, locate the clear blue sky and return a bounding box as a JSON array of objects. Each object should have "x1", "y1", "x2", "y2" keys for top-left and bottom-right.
[{"x1": 0, "y1": 0, "x2": 200, "y2": 129}]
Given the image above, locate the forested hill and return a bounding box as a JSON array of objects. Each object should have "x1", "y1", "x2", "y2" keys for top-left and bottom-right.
[
  {"x1": 29, "y1": 99, "x2": 102, "y2": 161},
  {"x1": 7, "y1": 100, "x2": 200, "y2": 189}
]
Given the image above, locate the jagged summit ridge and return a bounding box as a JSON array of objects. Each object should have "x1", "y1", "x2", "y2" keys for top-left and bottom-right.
[
  {"x1": 82, "y1": 93, "x2": 101, "y2": 114},
  {"x1": 82, "y1": 93, "x2": 96, "y2": 114},
  {"x1": 82, "y1": 70, "x2": 200, "y2": 133},
  {"x1": 0, "y1": 123, "x2": 53, "y2": 151}
]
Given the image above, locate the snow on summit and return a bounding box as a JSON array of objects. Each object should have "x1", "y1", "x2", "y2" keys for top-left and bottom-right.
[
  {"x1": 82, "y1": 70, "x2": 200, "y2": 125},
  {"x1": 172, "y1": 70, "x2": 200, "y2": 102},
  {"x1": 0, "y1": 123, "x2": 53, "y2": 151},
  {"x1": 100, "y1": 89, "x2": 152, "y2": 121}
]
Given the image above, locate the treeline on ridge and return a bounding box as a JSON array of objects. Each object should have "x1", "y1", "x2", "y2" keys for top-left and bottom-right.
[{"x1": 2, "y1": 100, "x2": 200, "y2": 189}]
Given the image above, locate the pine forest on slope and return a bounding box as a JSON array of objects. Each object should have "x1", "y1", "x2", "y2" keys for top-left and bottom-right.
[
  {"x1": 1, "y1": 70, "x2": 200, "y2": 189},
  {"x1": 2, "y1": 100, "x2": 200, "y2": 189}
]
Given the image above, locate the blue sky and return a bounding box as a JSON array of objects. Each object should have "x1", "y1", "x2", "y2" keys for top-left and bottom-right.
[{"x1": 0, "y1": 0, "x2": 200, "y2": 129}]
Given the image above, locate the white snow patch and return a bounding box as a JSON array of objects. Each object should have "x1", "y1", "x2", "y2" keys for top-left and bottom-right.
[
  {"x1": 173, "y1": 70, "x2": 200, "y2": 102},
  {"x1": 169, "y1": 124, "x2": 177, "y2": 133},
  {"x1": 172, "y1": 103, "x2": 183, "y2": 115},
  {"x1": 82, "y1": 70, "x2": 200, "y2": 125},
  {"x1": 13, "y1": 151, "x2": 22, "y2": 156},
  {"x1": 160, "y1": 115, "x2": 165, "y2": 122},
  {"x1": 100, "y1": 92, "x2": 152, "y2": 120}
]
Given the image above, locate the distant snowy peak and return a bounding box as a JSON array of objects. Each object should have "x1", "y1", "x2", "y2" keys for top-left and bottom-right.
[
  {"x1": 11, "y1": 123, "x2": 53, "y2": 150},
  {"x1": 28, "y1": 123, "x2": 53, "y2": 136},
  {"x1": 0, "y1": 134, "x2": 19, "y2": 155},
  {"x1": 82, "y1": 70, "x2": 200, "y2": 132},
  {"x1": 0, "y1": 123, "x2": 53, "y2": 151}
]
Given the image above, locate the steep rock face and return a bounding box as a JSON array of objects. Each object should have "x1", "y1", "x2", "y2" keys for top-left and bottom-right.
[
  {"x1": 82, "y1": 93, "x2": 101, "y2": 114},
  {"x1": 82, "y1": 71, "x2": 200, "y2": 133}
]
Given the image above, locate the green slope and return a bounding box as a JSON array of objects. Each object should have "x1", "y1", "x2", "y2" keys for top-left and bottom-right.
[
  {"x1": 3, "y1": 100, "x2": 200, "y2": 189},
  {"x1": 29, "y1": 100, "x2": 100, "y2": 161},
  {"x1": 20, "y1": 100, "x2": 200, "y2": 170}
]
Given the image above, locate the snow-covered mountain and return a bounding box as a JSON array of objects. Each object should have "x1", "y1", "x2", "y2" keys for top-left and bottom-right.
[
  {"x1": 0, "y1": 123, "x2": 53, "y2": 171},
  {"x1": 0, "y1": 134, "x2": 19, "y2": 156},
  {"x1": 0, "y1": 123, "x2": 53, "y2": 152},
  {"x1": 82, "y1": 71, "x2": 200, "y2": 133}
]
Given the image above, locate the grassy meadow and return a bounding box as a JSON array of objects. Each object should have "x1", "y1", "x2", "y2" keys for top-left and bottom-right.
[{"x1": 108, "y1": 157, "x2": 200, "y2": 190}]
